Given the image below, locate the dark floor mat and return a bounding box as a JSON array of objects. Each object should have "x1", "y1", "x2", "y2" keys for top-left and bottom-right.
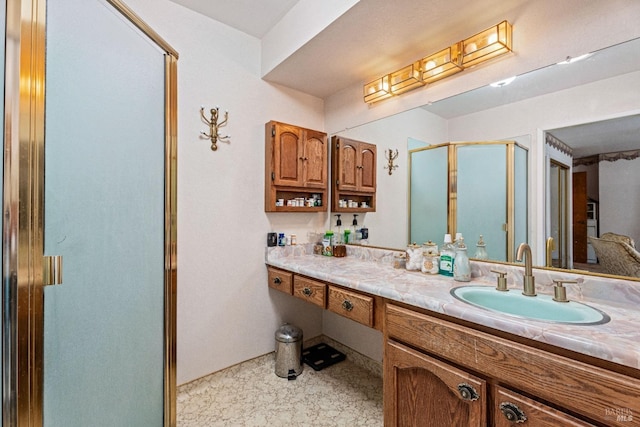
[{"x1": 302, "y1": 343, "x2": 346, "y2": 371}]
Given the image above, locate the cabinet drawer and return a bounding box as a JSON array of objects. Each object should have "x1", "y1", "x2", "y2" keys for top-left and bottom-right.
[
  {"x1": 386, "y1": 304, "x2": 640, "y2": 426},
  {"x1": 267, "y1": 267, "x2": 292, "y2": 294},
  {"x1": 494, "y1": 386, "x2": 596, "y2": 427},
  {"x1": 327, "y1": 285, "x2": 373, "y2": 327},
  {"x1": 293, "y1": 276, "x2": 326, "y2": 307}
]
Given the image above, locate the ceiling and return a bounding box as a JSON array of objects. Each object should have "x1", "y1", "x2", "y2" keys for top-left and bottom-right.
[
  {"x1": 167, "y1": 0, "x2": 531, "y2": 98},
  {"x1": 168, "y1": 0, "x2": 300, "y2": 38}
]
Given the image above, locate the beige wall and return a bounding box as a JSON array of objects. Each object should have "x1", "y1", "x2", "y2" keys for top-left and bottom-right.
[{"x1": 126, "y1": 0, "x2": 327, "y2": 385}]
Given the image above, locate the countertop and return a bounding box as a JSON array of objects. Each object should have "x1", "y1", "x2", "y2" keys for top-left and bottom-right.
[{"x1": 266, "y1": 244, "x2": 640, "y2": 371}]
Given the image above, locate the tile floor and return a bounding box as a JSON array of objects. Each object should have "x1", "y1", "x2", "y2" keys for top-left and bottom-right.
[{"x1": 177, "y1": 338, "x2": 383, "y2": 426}]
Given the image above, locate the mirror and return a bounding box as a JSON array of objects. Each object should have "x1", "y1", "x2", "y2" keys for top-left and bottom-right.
[{"x1": 332, "y1": 36, "x2": 640, "y2": 279}]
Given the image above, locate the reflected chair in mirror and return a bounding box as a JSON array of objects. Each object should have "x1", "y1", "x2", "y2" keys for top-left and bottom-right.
[
  {"x1": 600, "y1": 232, "x2": 636, "y2": 249},
  {"x1": 588, "y1": 235, "x2": 640, "y2": 278}
]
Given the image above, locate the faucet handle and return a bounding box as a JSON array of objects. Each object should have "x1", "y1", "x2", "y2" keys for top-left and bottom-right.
[
  {"x1": 552, "y1": 279, "x2": 577, "y2": 303},
  {"x1": 491, "y1": 269, "x2": 508, "y2": 292}
]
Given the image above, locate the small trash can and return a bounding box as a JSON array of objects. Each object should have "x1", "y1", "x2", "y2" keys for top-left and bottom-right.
[{"x1": 274, "y1": 324, "x2": 303, "y2": 380}]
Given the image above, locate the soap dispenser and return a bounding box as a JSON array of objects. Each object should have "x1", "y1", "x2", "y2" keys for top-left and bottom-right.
[
  {"x1": 334, "y1": 214, "x2": 343, "y2": 244},
  {"x1": 351, "y1": 215, "x2": 359, "y2": 242},
  {"x1": 453, "y1": 238, "x2": 471, "y2": 282},
  {"x1": 474, "y1": 235, "x2": 489, "y2": 260}
]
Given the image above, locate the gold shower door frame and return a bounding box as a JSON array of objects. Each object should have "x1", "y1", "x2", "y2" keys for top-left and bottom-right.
[{"x1": 2, "y1": 0, "x2": 178, "y2": 425}]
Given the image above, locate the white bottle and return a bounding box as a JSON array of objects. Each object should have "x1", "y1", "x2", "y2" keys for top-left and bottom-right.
[
  {"x1": 453, "y1": 238, "x2": 471, "y2": 282},
  {"x1": 439, "y1": 234, "x2": 455, "y2": 276}
]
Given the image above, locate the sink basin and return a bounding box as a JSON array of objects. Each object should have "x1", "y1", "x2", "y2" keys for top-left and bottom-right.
[{"x1": 451, "y1": 286, "x2": 610, "y2": 325}]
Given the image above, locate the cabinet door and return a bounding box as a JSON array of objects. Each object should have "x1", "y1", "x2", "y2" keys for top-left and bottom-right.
[
  {"x1": 359, "y1": 143, "x2": 376, "y2": 192},
  {"x1": 494, "y1": 387, "x2": 596, "y2": 427},
  {"x1": 337, "y1": 139, "x2": 359, "y2": 191},
  {"x1": 301, "y1": 129, "x2": 327, "y2": 188},
  {"x1": 273, "y1": 123, "x2": 302, "y2": 186},
  {"x1": 385, "y1": 340, "x2": 487, "y2": 427}
]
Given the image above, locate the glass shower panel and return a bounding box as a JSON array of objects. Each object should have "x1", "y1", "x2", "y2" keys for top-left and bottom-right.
[
  {"x1": 410, "y1": 146, "x2": 448, "y2": 244},
  {"x1": 457, "y1": 144, "x2": 507, "y2": 261},
  {"x1": 44, "y1": 0, "x2": 165, "y2": 425}
]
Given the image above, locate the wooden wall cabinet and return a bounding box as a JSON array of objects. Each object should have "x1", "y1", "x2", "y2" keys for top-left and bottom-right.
[
  {"x1": 265, "y1": 121, "x2": 328, "y2": 212},
  {"x1": 331, "y1": 136, "x2": 376, "y2": 212},
  {"x1": 385, "y1": 303, "x2": 639, "y2": 427}
]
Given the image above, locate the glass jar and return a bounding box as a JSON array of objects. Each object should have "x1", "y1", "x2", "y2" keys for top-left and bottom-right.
[
  {"x1": 405, "y1": 243, "x2": 423, "y2": 271},
  {"x1": 421, "y1": 252, "x2": 440, "y2": 274},
  {"x1": 393, "y1": 253, "x2": 407, "y2": 269}
]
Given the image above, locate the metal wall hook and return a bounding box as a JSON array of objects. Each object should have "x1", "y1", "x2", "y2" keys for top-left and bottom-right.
[
  {"x1": 200, "y1": 106, "x2": 230, "y2": 151},
  {"x1": 384, "y1": 148, "x2": 399, "y2": 175}
]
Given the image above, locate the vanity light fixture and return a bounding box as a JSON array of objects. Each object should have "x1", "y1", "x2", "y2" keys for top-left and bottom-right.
[
  {"x1": 363, "y1": 21, "x2": 513, "y2": 104},
  {"x1": 461, "y1": 20, "x2": 512, "y2": 67},
  {"x1": 363, "y1": 75, "x2": 392, "y2": 103},
  {"x1": 390, "y1": 61, "x2": 424, "y2": 95},
  {"x1": 420, "y1": 43, "x2": 463, "y2": 84}
]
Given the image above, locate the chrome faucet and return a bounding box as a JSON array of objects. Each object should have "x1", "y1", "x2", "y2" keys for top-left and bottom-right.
[{"x1": 516, "y1": 243, "x2": 536, "y2": 296}]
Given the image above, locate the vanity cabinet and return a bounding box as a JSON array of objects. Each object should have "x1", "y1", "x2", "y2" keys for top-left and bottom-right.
[
  {"x1": 266, "y1": 266, "x2": 383, "y2": 330},
  {"x1": 265, "y1": 121, "x2": 328, "y2": 212},
  {"x1": 385, "y1": 303, "x2": 640, "y2": 427},
  {"x1": 331, "y1": 136, "x2": 376, "y2": 212}
]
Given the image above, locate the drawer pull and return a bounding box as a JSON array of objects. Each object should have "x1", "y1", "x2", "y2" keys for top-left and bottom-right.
[
  {"x1": 302, "y1": 287, "x2": 313, "y2": 297},
  {"x1": 273, "y1": 277, "x2": 282, "y2": 285},
  {"x1": 342, "y1": 300, "x2": 354, "y2": 312},
  {"x1": 457, "y1": 383, "x2": 479, "y2": 401},
  {"x1": 500, "y1": 402, "x2": 527, "y2": 423}
]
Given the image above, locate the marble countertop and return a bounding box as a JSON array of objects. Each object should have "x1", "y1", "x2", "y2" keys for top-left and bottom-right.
[{"x1": 266, "y1": 245, "x2": 640, "y2": 371}]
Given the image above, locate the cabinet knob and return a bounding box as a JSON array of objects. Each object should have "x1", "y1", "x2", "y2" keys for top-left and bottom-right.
[
  {"x1": 500, "y1": 402, "x2": 527, "y2": 423},
  {"x1": 457, "y1": 383, "x2": 479, "y2": 401},
  {"x1": 302, "y1": 287, "x2": 313, "y2": 297},
  {"x1": 342, "y1": 300, "x2": 354, "y2": 311},
  {"x1": 273, "y1": 277, "x2": 282, "y2": 285}
]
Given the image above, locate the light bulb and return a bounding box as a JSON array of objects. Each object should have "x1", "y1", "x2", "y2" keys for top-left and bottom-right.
[{"x1": 465, "y1": 42, "x2": 477, "y2": 54}]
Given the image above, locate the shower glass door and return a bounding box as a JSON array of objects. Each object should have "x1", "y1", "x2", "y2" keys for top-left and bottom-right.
[{"x1": 44, "y1": 0, "x2": 166, "y2": 424}]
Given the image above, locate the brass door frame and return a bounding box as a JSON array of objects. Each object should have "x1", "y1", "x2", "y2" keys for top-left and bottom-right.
[
  {"x1": 549, "y1": 159, "x2": 570, "y2": 269},
  {"x1": 2, "y1": 0, "x2": 178, "y2": 425}
]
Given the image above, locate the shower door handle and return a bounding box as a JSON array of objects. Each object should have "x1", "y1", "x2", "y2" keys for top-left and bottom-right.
[{"x1": 43, "y1": 255, "x2": 63, "y2": 286}]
